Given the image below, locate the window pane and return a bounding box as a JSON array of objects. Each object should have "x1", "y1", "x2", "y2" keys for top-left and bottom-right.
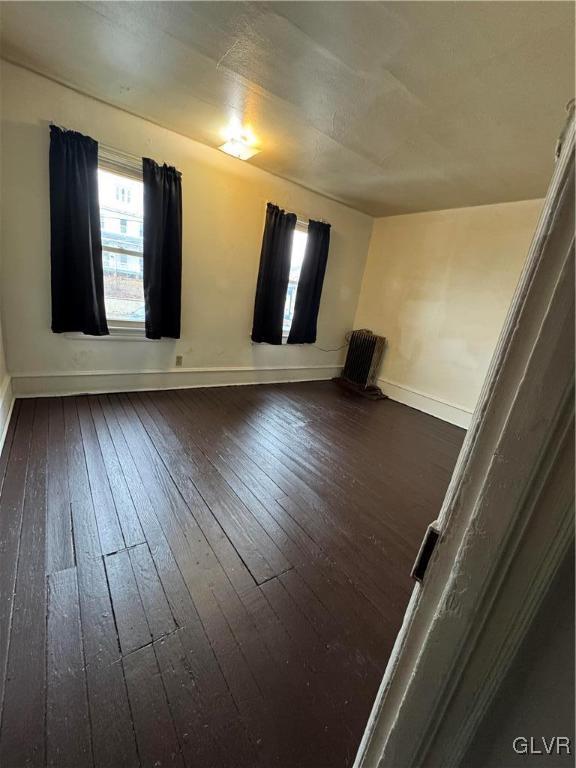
[
  {"x1": 98, "y1": 169, "x2": 144, "y2": 253},
  {"x1": 283, "y1": 229, "x2": 308, "y2": 334},
  {"x1": 102, "y1": 250, "x2": 145, "y2": 321},
  {"x1": 284, "y1": 282, "x2": 298, "y2": 329},
  {"x1": 98, "y1": 168, "x2": 145, "y2": 322},
  {"x1": 290, "y1": 230, "x2": 307, "y2": 280}
]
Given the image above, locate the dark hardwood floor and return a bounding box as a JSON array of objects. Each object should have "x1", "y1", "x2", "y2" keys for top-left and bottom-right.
[{"x1": 0, "y1": 381, "x2": 464, "y2": 768}]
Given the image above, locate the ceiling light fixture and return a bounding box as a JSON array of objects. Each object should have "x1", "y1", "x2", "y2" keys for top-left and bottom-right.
[{"x1": 219, "y1": 118, "x2": 260, "y2": 160}]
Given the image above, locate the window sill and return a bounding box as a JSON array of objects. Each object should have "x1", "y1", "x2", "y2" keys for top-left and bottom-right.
[{"x1": 64, "y1": 324, "x2": 150, "y2": 341}]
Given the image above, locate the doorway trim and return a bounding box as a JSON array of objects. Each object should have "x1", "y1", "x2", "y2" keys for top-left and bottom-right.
[{"x1": 354, "y1": 112, "x2": 575, "y2": 768}]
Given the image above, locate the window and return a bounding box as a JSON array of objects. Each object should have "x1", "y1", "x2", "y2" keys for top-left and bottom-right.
[
  {"x1": 283, "y1": 224, "x2": 308, "y2": 340},
  {"x1": 98, "y1": 168, "x2": 145, "y2": 322}
]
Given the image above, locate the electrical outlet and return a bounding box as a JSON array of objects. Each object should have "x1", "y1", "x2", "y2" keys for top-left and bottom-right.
[{"x1": 175, "y1": 355, "x2": 183, "y2": 368}]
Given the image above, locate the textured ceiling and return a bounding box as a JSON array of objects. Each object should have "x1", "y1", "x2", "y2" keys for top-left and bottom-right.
[{"x1": 1, "y1": 1, "x2": 574, "y2": 216}]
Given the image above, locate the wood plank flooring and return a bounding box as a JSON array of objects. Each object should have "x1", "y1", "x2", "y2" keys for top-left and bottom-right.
[{"x1": 0, "y1": 382, "x2": 464, "y2": 768}]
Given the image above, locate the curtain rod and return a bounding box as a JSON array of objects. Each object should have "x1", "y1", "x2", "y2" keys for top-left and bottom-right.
[
  {"x1": 100, "y1": 143, "x2": 142, "y2": 165},
  {"x1": 294, "y1": 211, "x2": 330, "y2": 225},
  {"x1": 277, "y1": 203, "x2": 330, "y2": 227},
  {"x1": 50, "y1": 124, "x2": 326, "y2": 220},
  {"x1": 49, "y1": 122, "x2": 144, "y2": 165},
  {"x1": 297, "y1": 214, "x2": 331, "y2": 227}
]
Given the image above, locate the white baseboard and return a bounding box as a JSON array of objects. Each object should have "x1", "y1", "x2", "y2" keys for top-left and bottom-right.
[
  {"x1": 11, "y1": 364, "x2": 341, "y2": 398},
  {"x1": 9, "y1": 367, "x2": 473, "y2": 428},
  {"x1": 379, "y1": 378, "x2": 473, "y2": 428},
  {"x1": 0, "y1": 375, "x2": 15, "y2": 454}
]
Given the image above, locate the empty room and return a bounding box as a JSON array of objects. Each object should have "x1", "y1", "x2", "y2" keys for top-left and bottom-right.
[{"x1": 0, "y1": 3, "x2": 574, "y2": 768}]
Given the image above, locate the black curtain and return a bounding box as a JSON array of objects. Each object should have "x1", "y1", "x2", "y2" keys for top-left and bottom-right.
[
  {"x1": 49, "y1": 125, "x2": 108, "y2": 335},
  {"x1": 143, "y1": 158, "x2": 182, "y2": 339},
  {"x1": 251, "y1": 203, "x2": 296, "y2": 344},
  {"x1": 287, "y1": 219, "x2": 331, "y2": 344}
]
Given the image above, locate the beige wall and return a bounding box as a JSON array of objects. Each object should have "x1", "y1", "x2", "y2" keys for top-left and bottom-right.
[
  {"x1": 0, "y1": 62, "x2": 373, "y2": 394},
  {"x1": 0, "y1": 61, "x2": 547, "y2": 422},
  {"x1": 354, "y1": 199, "x2": 543, "y2": 426}
]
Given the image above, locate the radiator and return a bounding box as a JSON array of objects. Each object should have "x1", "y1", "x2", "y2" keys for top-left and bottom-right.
[{"x1": 336, "y1": 329, "x2": 387, "y2": 399}]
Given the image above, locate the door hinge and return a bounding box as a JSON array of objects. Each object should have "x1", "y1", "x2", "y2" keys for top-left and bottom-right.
[{"x1": 411, "y1": 522, "x2": 440, "y2": 583}]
